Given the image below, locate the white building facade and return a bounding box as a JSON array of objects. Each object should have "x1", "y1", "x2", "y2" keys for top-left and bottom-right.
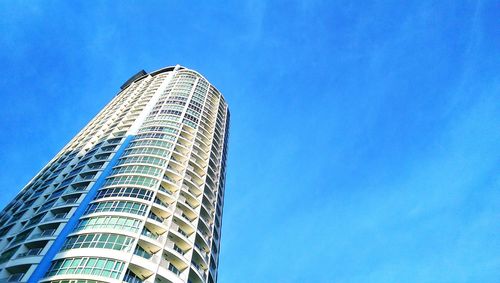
[{"x1": 0, "y1": 65, "x2": 230, "y2": 283}]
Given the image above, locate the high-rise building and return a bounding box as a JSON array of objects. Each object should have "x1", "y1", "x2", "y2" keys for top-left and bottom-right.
[{"x1": 0, "y1": 65, "x2": 230, "y2": 283}]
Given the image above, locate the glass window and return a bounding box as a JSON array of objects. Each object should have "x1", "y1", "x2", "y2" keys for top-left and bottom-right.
[
  {"x1": 85, "y1": 200, "x2": 148, "y2": 216},
  {"x1": 46, "y1": 257, "x2": 124, "y2": 279},
  {"x1": 75, "y1": 216, "x2": 141, "y2": 233},
  {"x1": 94, "y1": 187, "x2": 154, "y2": 201}
]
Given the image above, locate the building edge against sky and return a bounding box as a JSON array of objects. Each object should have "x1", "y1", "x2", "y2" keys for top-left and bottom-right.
[{"x1": 0, "y1": 65, "x2": 230, "y2": 283}]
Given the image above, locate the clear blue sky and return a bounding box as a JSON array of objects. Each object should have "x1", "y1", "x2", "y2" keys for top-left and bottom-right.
[{"x1": 0, "y1": 1, "x2": 498, "y2": 282}]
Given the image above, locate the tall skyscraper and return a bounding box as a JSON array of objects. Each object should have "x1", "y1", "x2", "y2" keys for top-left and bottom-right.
[{"x1": 0, "y1": 65, "x2": 229, "y2": 283}]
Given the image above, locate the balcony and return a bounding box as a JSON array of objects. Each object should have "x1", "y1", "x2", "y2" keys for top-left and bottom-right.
[
  {"x1": 166, "y1": 165, "x2": 182, "y2": 176},
  {"x1": 158, "y1": 185, "x2": 176, "y2": 196},
  {"x1": 203, "y1": 192, "x2": 216, "y2": 207},
  {"x1": 44, "y1": 212, "x2": 68, "y2": 223},
  {"x1": 174, "y1": 209, "x2": 195, "y2": 225},
  {"x1": 167, "y1": 262, "x2": 181, "y2": 276},
  {"x1": 179, "y1": 195, "x2": 199, "y2": 210},
  {"x1": 142, "y1": 221, "x2": 167, "y2": 240},
  {"x1": 194, "y1": 138, "x2": 209, "y2": 152},
  {"x1": 160, "y1": 248, "x2": 188, "y2": 279},
  {"x1": 154, "y1": 198, "x2": 170, "y2": 209},
  {"x1": 178, "y1": 136, "x2": 191, "y2": 146},
  {"x1": 191, "y1": 261, "x2": 206, "y2": 281},
  {"x1": 9, "y1": 236, "x2": 29, "y2": 247},
  {"x1": 123, "y1": 272, "x2": 145, "y2": 283},
  {"x1": 38, "y1": 201, "x2": 56, "y2": 212},
  {"x1": 179, "y1": 130, "x2": 194, "y2": 140},
  {"x1": 170, "y1": 222, "x2": 192, "y2": 240},
  {"x1": 128, "y1": 256, "x2": 157, "y2": 282},
  {"x1": 77, "y1": 172, "x2": 98, "y2": 182},
  {"x1": 183, "y1": 177, "x2": 202, "y2": 193},
  {"x1": 26, "y1": 214, "x2": 47, "y2": 228},
  {"x1": 188, "y1": 161, "x2": 206, "y2": 177},
  {"x1": 163, "y1": 175, "x2": 179, "y2": 187},
  {"x1": 94, "y1": 153, "x2": 111, "y2": 161},
  {"x1": 87, "y1": 162, "x2": 105, "y2": 170},
  {"x1": 149, "y1": 212, "x2": 165, "y2": 223},
  {"x1": 134, "y1": 246, "x2": 157, "y2": 260},
  {"x1": 193, "y1": 243, "x2": 209, "y2": 263},
  {"x1": 206, "y1": 174, "x2": 217, "y2": 189},
  {"x1": 188, "y1": 170, "x2": 205, "y2": 185},
  {"x1": 3, "y1": 273, "x2": 25, "y2": 282},
  {"x1": 196, "y1": 131, "x2": 211, "y2": 146},
  {"x1": 171, "y1": 153, "x2": 187, "y2": 165},
  {"x1": 181, "y1": 187, "x2": 201, "y2": 204},
  {"x1": 57, "y1": 197, "x2": 79, "y2": 207},
  {"x1": 198, "y1": 215, "x2": 213, "y2": 232},
  {"x1": 201, "y1": 201, "x2": 214, "y2": 216},
  {"x1": 165, "y1": 239, "x2": 186, "y2": 256},
  {"x1": 193, "y1": 142, "x2": 209, "y2": 156},
  {"x1": 141, "y1": 228, "x2": 163, "y2": 241},
  {"x1": 16, "y1": 247, "x2": 43, "y2": 258},
  {"x1": 70, "y1": 182, "x2": 90, "y2": 192},
  {"x1": 182, "y1": 184, "x2": 202, "y2": 198},
  {"x1": 197, "y1": 230, "x2": 211, "y2": 247},
  {"x1": 28, "y1": 229, "x2": 56, "y2": 240},
  {"x1": 174, "y1": 144, "x2": 190, "y2": 156}
]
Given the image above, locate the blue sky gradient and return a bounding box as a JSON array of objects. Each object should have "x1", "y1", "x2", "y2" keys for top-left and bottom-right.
[{"x1": 0, "y1": 1, "x2": 498, "y2": 282}]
